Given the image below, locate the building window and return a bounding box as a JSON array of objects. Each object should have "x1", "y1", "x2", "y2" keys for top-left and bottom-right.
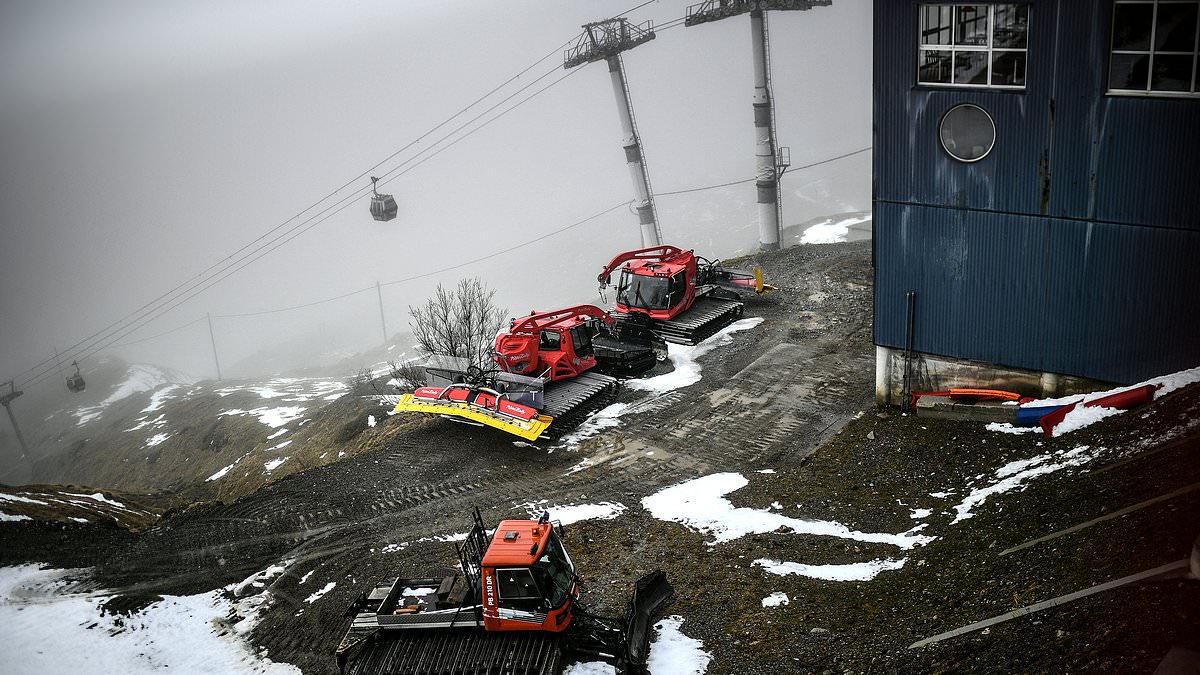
[
  {"x1": 939, "y1": 103, "x2": 997, "y2": 162},
  {"x1": 918, "y1": 4, "x2": 1029, "y2": 89},
  {"x1": 1109, "y1": 0, "x2": 1200, "y2": 96}
]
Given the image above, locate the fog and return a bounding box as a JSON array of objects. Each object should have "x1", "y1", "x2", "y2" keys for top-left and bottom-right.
[{"x1": 0, "y1": 0, "x2": 870, "y2": 398}]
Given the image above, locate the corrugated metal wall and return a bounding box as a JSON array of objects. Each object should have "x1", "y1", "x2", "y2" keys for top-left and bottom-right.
[{"x1": 874, "y1": 0, "x2": 1200, "y2": 384}]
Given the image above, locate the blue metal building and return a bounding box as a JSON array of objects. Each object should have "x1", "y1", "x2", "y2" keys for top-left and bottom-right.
[{"x1": 873, "y1": 0, "x2": 1200, "y2": 402}]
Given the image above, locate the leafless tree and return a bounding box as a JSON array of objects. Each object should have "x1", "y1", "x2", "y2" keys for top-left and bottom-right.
[{"x1": 408, "y1": 277, "x2": 507, "y2": 371}]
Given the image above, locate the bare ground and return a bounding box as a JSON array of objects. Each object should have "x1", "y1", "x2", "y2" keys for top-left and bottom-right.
[{"x1": 2, "y1": 239, "x2": 1197, "y2": 674}]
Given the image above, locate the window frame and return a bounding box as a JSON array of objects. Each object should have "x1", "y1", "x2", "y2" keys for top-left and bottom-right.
[
  {"x1": 916, "y1": 3, "x2": 1031, "y2": 90},
  {"x1": 1108, "y1": 0, "x2": 1200, "y2": 98}
]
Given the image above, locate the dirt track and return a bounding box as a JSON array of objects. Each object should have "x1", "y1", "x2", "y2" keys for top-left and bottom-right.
[{"x1": 6, "y1": 238, "x2": 1196, "y2": 674}]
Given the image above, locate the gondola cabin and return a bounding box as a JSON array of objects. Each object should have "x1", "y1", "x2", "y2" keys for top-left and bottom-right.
[
  {"x1": 66, "y1": 361, "x2": 85, "y2": 393},
  {"x1": 369, "y1": 176, "x2": 398, "y2": 222}
]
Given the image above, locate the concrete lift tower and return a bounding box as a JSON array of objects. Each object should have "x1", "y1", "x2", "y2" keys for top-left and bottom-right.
[
  {"x1": 564, "y1": 19, "x2": 661, "y2": 247},
  {"x1": 685, "y1": 0, "x2": 831, "y2": 251}
]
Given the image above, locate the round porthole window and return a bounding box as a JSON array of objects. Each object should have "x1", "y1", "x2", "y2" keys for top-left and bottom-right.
[{"x1": 939, "y1": 103, "x2": 996, "y2": 162}]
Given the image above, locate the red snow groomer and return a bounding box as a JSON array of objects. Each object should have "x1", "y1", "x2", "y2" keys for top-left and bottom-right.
[
  {"x1": 392, "y1": 305, "x2": 665, "y2": 441},
  {"x1": 337, "y1": 508, "x2": 673, "y2": 675},
  {"x1": 597, "y1": 245, "x2": 775, "y2": 345}
]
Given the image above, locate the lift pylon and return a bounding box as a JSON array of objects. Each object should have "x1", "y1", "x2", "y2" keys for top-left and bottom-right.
[
  {"x1": 564, "y1": 19, "x2": 662, "y2": 247},
  {"x1": 685, "y1": 0, "x2": 831, "y2": 251}
]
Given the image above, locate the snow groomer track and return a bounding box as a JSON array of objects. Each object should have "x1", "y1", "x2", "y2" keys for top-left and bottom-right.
[{"x1": 17, "y1": 243, "x2": 878, "y2": 675}]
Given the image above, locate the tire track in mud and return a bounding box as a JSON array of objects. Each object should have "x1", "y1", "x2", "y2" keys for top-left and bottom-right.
[{"x1": 69, "y1": 242, "x2": 881, "y2": 671}]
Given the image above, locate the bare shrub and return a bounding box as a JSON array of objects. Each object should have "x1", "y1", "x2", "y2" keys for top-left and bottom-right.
[
  {"x1": 408, "y1": 278, "x2": 506, "y2": 371},
  {"x1": 347, "y1": 367, "x2": 375, "y2": 395},
  {"x1": 389, "y1": 360, "x2": 426, "y2": 391}
]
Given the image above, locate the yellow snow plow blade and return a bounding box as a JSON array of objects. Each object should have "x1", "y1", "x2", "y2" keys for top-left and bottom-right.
[
  {"x1": 753, "y1": 267, "x2": 777, "y2": 295},
  {"x1": 393, "y1": 394, "x2": 553, "y2": 441}
]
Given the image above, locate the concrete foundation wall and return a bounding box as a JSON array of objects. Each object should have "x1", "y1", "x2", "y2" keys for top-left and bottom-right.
[{"x1": 875, "y1": 346, "x2": 1114, "y2": 407}]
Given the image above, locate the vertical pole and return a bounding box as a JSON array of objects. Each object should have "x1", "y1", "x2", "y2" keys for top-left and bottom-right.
[
  {"x1": 750, "y1": 8, "x2": 780, "y2": 251},
  {"x1": 207, "y1": 313, "x2": 222, "y2": 381},
  {"x1": 606, "y1": 54, "x2": 660, "y2": 247},
  {"x1": 902, "y1": 291, "x2": 916, "y2": 411},
  {"x1": 376, "y1": 281, "x2": 389, "y2": 346},
  {"x1": 2, "y1": 402, "x2": 29, "y2": 460}
]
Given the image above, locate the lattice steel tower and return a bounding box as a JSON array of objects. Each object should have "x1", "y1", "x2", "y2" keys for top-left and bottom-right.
[
  {"x1": 564, "y1": 19, "x2": 661, "y2": 247},
  {"x1": 686, "y1": 0, "x2": 831, "y2": 251}
]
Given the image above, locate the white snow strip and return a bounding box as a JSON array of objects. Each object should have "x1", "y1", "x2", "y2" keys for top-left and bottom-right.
[
  {"x1": 64, "y1": 492, "x2": 126, "y2": 509},
  {"x1": 909, "y1": 508, "x2": 932, "y2": 519},
  {"x1": 642, "y1": 473, "x2": 935, "y2": 548},
  {"x1": 627, "y1": 318, "x2": 765, "y2": 394},
  {"x1": 270, "y1": 440, "x2": 292, "y2": 451},
  {"x1": 799, "y1": 214, "x2": 872, "y2": 245},
  {"x1": 646, "y1": 616, "x2": 711, "y2": 675},
  {"x1": 985, "y1": 422, "x2": 1039, "y2": 435},
  {"x1": 0, "y1": 494, "x2": 49, "y2": 506},
  {"x1": 761, "y1": 591, "x2": 790, "y2": 607},
  {"x1": 219, "y1": 406, "x2": 307, "y2": 428},
  {"x1": 952, "y1": 445, "x2": 1098, "y2": 523},
  {"x1": 557, "y1": 402, "x2": 629, "y2": 446},
  {"x1": 0, "y1": 564, "x2": 299, "y2": 674},
  {"x1": 144, "y1": 432, "x2": 171, "y2": 448},
  {"x1": 929, "y1": 491, "x2": 953, "y2": 499},
  {"x1": 563, "y1": 663, "x2": 615, "y2": 675},
  {"x1": 299, "y1": 570, "x2": 314, "y2": 585},
  {"x1": 1050, "y1": 405, "x2": 1124, "y2": 437},
  {"x1": 303, "y1": 582, "x2": 336, "y2": 605},
  {"x1": 753, "y1": 557, "x2": 908, "y2": 581},
  {"x1": 756, "y1": 469, "x2": 776, "y2": 474},
  {"x1": 401, "y1": 586, "x2": 438, "y2": 596},
  {"x1": 266, "y1": 428, "x2": 289, "y2": 440},
  {"x1": 517, "y1": 502, "x2": 626, "y2": 525},
  {"x1": 1, "y1": 512, "x2": 32, "y2": 522},
  {"x1": 207, "y1": 464, "x2": 235, "y2": 482},
  {"x1": 264, "y1": 457, "x2": 289, "y2": 472},
  {"x1": 140, "y1": 385, "x2": 180, "y2": 414},
  {"x1": 1018, "y1": 365, "x2": 1200, "y2": 436}
]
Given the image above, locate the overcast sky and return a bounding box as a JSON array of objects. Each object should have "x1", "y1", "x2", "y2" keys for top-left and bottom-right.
[{"x1": 0, "y1": 0, "x2": 871, "y2": 389}]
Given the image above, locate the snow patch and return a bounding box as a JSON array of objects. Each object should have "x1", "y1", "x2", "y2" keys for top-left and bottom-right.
[
  {"x1": 219, "y1": 406, "x2": 307, "y2": 428},
  {"x1": 303, "y1": 582, "x2": 336, "y2": 605},
  {"x1": 761, "y1": 591, "x2": 790, "y2": 607},
  {"x1": 0, "y1": 564, "x2": 299, "y2": 674},
  {"x1": 799, "y1": 214, "x2": 872, "y2": 245},
  {"x1": 627, "y1": 318, "x2": 765, "y2": 394},
  {"x1": 207, "y1": 464, "x2": 235, "y2": 482},
  {"x1": 264, "y1": 457, "x2": 289, "y2": 472},
  {"x1": 516, "y1": 501, "x2": 626, "y2": 525},
  {"x1": 1050, "y1": 405, "x2": 1124, "y2": 437},
  {"x1": 140, "y1": 385, "x2": 180, "y2": 413},
  {"x1": 558, "y1": 402, "x2": 629, "y2": 446},
  {"x1": 367, "y1": 415, "x2": 377, "y2": 428},
  {"x1": 952, "y1": 445, "x2": 1098, "y2": 523},
  {"x1": 909, "y1": 508, "x2": 932, "y2": 519},
  {"x1": 756, "y1": 469, "x2": 776, "y2": 474},
  {"x1": 753, "y1": 557, "x2": 907, "y2": 581},
  {"x1": 563, "y1": 663, "x2": 615, "y2": 675},
  {"x1": 144, "y1": 432, "x2": 171, "y2": 448},
  {"x1": 985, "y1": 422, "x2": 1039, "y2": 435},
  {"x1": 1, "y1": 512, "x2": 32, "y2": 522},
  {"x1": 266, "y1": 427, "x2": 289, "y2": 440},
  {"x1": 642, "y1": 473, "x2": 935, "y2": 548},
  {"x1": 0, "y1": 494, "x2": 49, "y2": 506},
  {"x1": 646, "y1": 616, "x2": 711, "y2": 675}
]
